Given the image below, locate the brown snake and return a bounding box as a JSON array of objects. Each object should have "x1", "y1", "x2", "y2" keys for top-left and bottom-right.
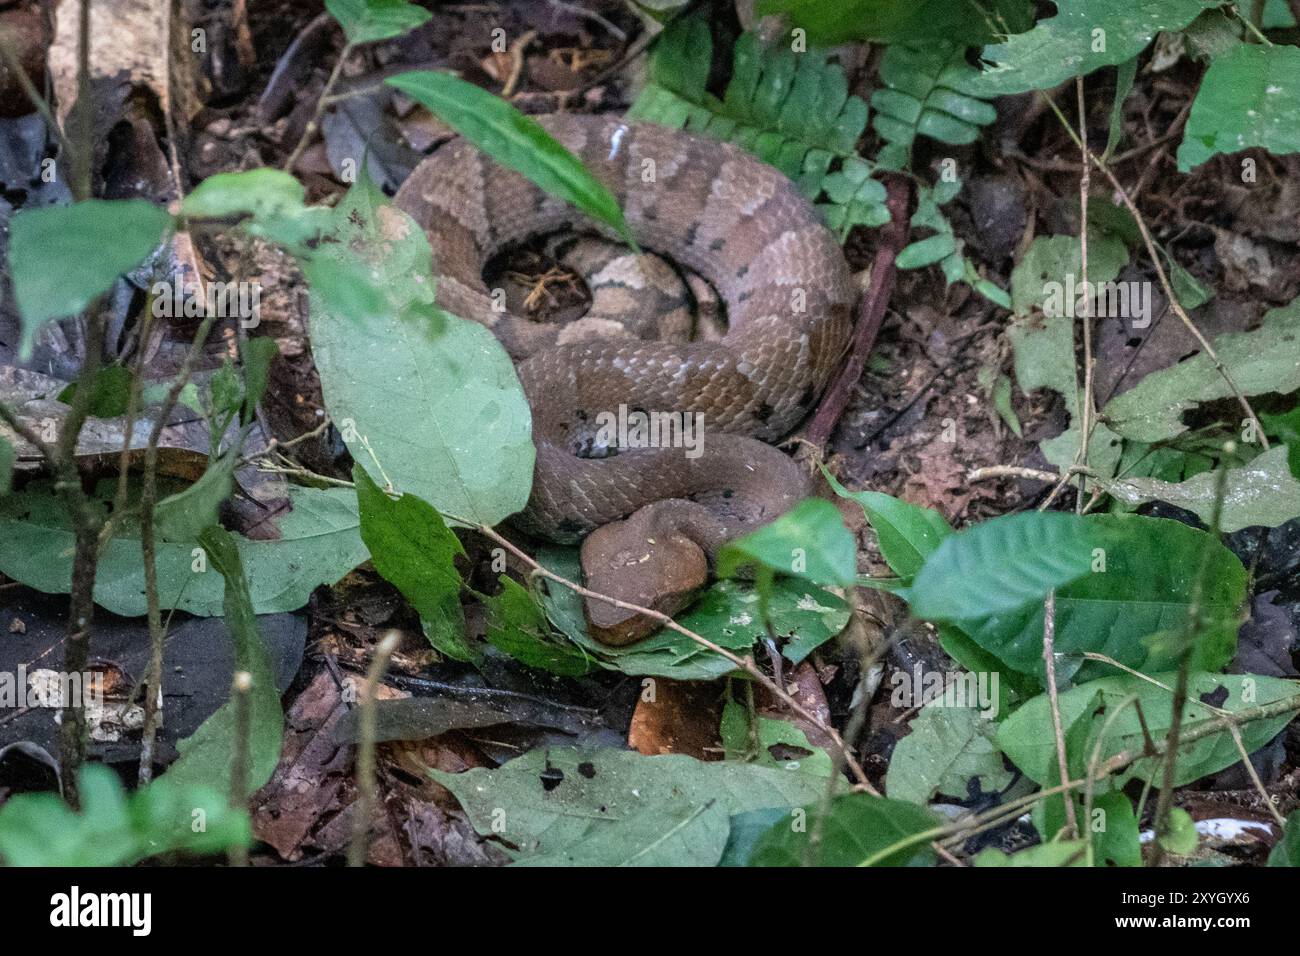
[{"x1": 394, "y1": 114, "x2": 855, "y2": 644}]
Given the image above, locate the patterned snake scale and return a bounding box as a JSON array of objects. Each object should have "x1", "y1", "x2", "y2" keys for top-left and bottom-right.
[{"x1": 394, "y1": 114, "x2": 855, "y2": 642}]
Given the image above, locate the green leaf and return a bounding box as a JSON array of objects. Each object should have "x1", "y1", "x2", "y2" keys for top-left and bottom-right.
[
  {"x1": 717, "y1": 498, "x2": 856, "y2": 589},
  {"x1": 886, "y1": 705, "x2": 1011, "y2": 804},
  {"x1": 482, "y1": 576, "x2": 594, "y2": 677},
  {"x1": 431, "y1": 746, "x2": 826, "y2": 860},
  {"x1": 239, "y1": 337, "x2": 278, "y2": 425},
  {"x1": 56, "y1": 364, "x2": 134, "y2": 418},
  {"x1": 947, "y1": 514, "x2": 1246, "y2": 683},
  {"x1": 325, "y1": 0, "x2": 431, "y2": 44},
  {"x1": 512, "y1": 799, "x2": 731, "y2": 867},
  {"x1": 155, "y1": 450, "x2": 239, "y2": 542},
  {"x1": 0, "y1": 484, "x2": 368, "y2": 616},
  {"x1": 354, "y1": 465, "x2": 476, "y2": 663},
  {"x1": 871, "y1": 42, "x2": 996, "y2": 164},
  {"x1": 1161, "y1": 807, "x2": 1199, "y2": 855},
  {"x1": 180, "y1": 169, "x2": 326, "y2": 248},
  {"x1": 0, "y1": 764, "x2": 248, "y2": 867},
  {"x1": 720, "y1": 697, "x2": 833, "y2": 776},
  {"x1": 1177, "y1": 44, "x2": 1300, "y2": 171},
  {"x1": 537, "y1": 545, "x2": 849, "y2": 679},
  {"x1": 1092, "y1": 790, "x2": 1142, "y2": 867},
  {"x1": 1269, "y1": 809, "x2": 1300, "y2": 866},
  {"x1": 9, "y1": 200, "x2": 171, "y2": 358},
  {"x1": 973, "y1": 839, "x2": 1089, "y2": 866},
  {"x1": 909, "y1": 511, "x2": 1100, "y2": 623},
  {"x1": 745, "y1": 793, "x2": 938, "y2": 866},
  {"x1": 1008, "y1": 233, "x2": 1130, "y2": 480},
  {"x1": 386, "y1": 70, "x2": 633, "y2": 246},
  {"x1": 310, "y1": 173, "x2": 533, "y2": 526},
  {"x1": 997, "y1": 672, "x2": 1300, "y2": 787},
  {"x1": 755, "y1": 0, "x2": 1034, "y2": 46},
  {"x1": 970, "y1": 0, "x2": 1220, "y2": 96},
  {"x1": 1099, "y1": 446, "x2": 1300, "y2": 533},
  {"x1": 826, "y1": 475, "x2": 951, "y2": 581},
  {"x1": 162, "y1": 527, "x2": 285, "y2": 798},
  {"x1": 1103, "y1": 295, "x2": 1300, "y2": 444}
]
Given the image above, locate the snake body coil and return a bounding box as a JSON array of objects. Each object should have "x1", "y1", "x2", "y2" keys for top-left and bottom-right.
[{"x1": 395, "y1": 114, "x2": 855, "y2": 643}]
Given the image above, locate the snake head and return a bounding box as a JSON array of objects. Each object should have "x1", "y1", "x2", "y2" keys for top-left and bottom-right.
[{"x1": 579, "y1": 518, "x2": 709, "y2": 646}]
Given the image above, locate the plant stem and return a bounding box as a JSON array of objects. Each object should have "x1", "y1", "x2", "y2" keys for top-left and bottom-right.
[
  {"x1": 1149, "y1": 442, "x2": 1234, "y2": 865},
  {"x1": 283, "y1": 40, "x2": 354, "y2": 173},
  {"x1": 1042, "y1": 589, "x2": 1079, "y2": 838},
  {"x1": 138, "y1": 311, "x2": 223, "y2": 783},
  {"x1": 228, "y1": 670, "x2": 252, "y2": 867},
  {"x1": 348, "y1": 630, "x2": 400, "y2": 867}
]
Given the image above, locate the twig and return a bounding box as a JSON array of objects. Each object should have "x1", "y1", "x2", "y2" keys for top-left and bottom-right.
[
  {"x1": 500, "y1": 29, "x2": 537, "y2": 98},
  {"x1": 1041, "y1": 94, "x2": 1270, "y2": 451},
  {"x1": 348, "y1": 630, "x2": 400, "y2": 867},
  {"x1": 1042, "y1": 590, "x2": 1078, "y2": 838},
  {"x1": 283, "y1": 40, "x2": 355, "y2": 173},
  {"x1": 970, "y1": 464, "x2": 1097, "y2": 484},
  {"x1": 806, "y1": 175, "x2": 911, "y2": 446},
  {"x1": 1149, "y1": 442, "x2": 1234, "y2": 865},
  {"x1": 228, "y1": 671, "x2": 252, "y2": 867},
  {"x1": 547, "y1": 0, "x2": 626, "y2": 40},
  {"x1": 138, "y1": 310, "x2": 223, "y2": 784},
  {"x1": 1074, "y1": 76, "x2": 1094, "y2": 513}
]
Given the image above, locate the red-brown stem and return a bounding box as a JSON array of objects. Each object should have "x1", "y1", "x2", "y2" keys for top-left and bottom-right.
[{"x1": 806, "y1": 174, "x2": 911, "y2": 447}]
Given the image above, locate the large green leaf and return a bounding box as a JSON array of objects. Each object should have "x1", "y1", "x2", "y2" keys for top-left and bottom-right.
[
  {"x1": 1177, "y1": 44, "x2": 1300, "y2": 171},
  {"x1": 0, "y1": 484, "x2": 368, "y2": 617},
  {"x1": 998, "y1": 672, "x2": 1300, "y2": 787},
  {"x1": 386, "y1": 70, "x2": 633, "y2": 245},
  {"x1": 353, "y1": 465, "x2": 475, "y2": 662},
  {"x1": 512, "y1": 800, "x2": 730, "y2": 867},
  {"x1": 9, "y1": 200, "x2": 171, "y2": 358},
  {"x1": 970, "y1": 0, "x2": 1220, "y2": 96},
  {"x1": 1100, "y1": 446, "x2": 1300, "y2": 533},
  {"x1": 952, "y1": 514, "x2": 1246, "y2": 683},
  {"x1": 161, "y1": 527, "x2": 285, "y2": 799},
  {"x1": 744, "y1": 793, "x2": 938, "y2": 866},
  {"x1": 1103, "y1": 296, "x2": 1300, "y2": 443},
  {"x1": 430, "y1": 747, "x2": 825, "y2": 861},
  {"x1": 909, "y1": 511, "x2": 1100, "y2": 623},
  {"x1": 886, "y1": 705, "x2": 1011, "y2": 804},
  {"x1": 310, "y1": 172, "x2": 533, "y2": 526}
]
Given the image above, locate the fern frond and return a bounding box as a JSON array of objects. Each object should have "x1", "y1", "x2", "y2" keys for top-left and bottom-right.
[
  {"x1": 871, "y1": 42, "x2": 997, "y2": 169},
  {"x1": 629, "y1": 17, "x2": 884, "y2": 240}
]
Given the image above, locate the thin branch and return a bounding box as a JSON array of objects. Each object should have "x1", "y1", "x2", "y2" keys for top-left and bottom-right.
[
  {"x1": 1042, "y1": 590, "x2": 1079, "y2": 838},
  {"x1": 283, "y1": 40, "x2": 354, "y2": 173},
  {"x1": 349, "y1": 630, "x2": 400, "y2": 867}
]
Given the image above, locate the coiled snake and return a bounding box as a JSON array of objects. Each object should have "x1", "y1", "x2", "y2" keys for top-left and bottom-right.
[{"x1": 394, "y1": 114, "x2": 854, "y2": 644}]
